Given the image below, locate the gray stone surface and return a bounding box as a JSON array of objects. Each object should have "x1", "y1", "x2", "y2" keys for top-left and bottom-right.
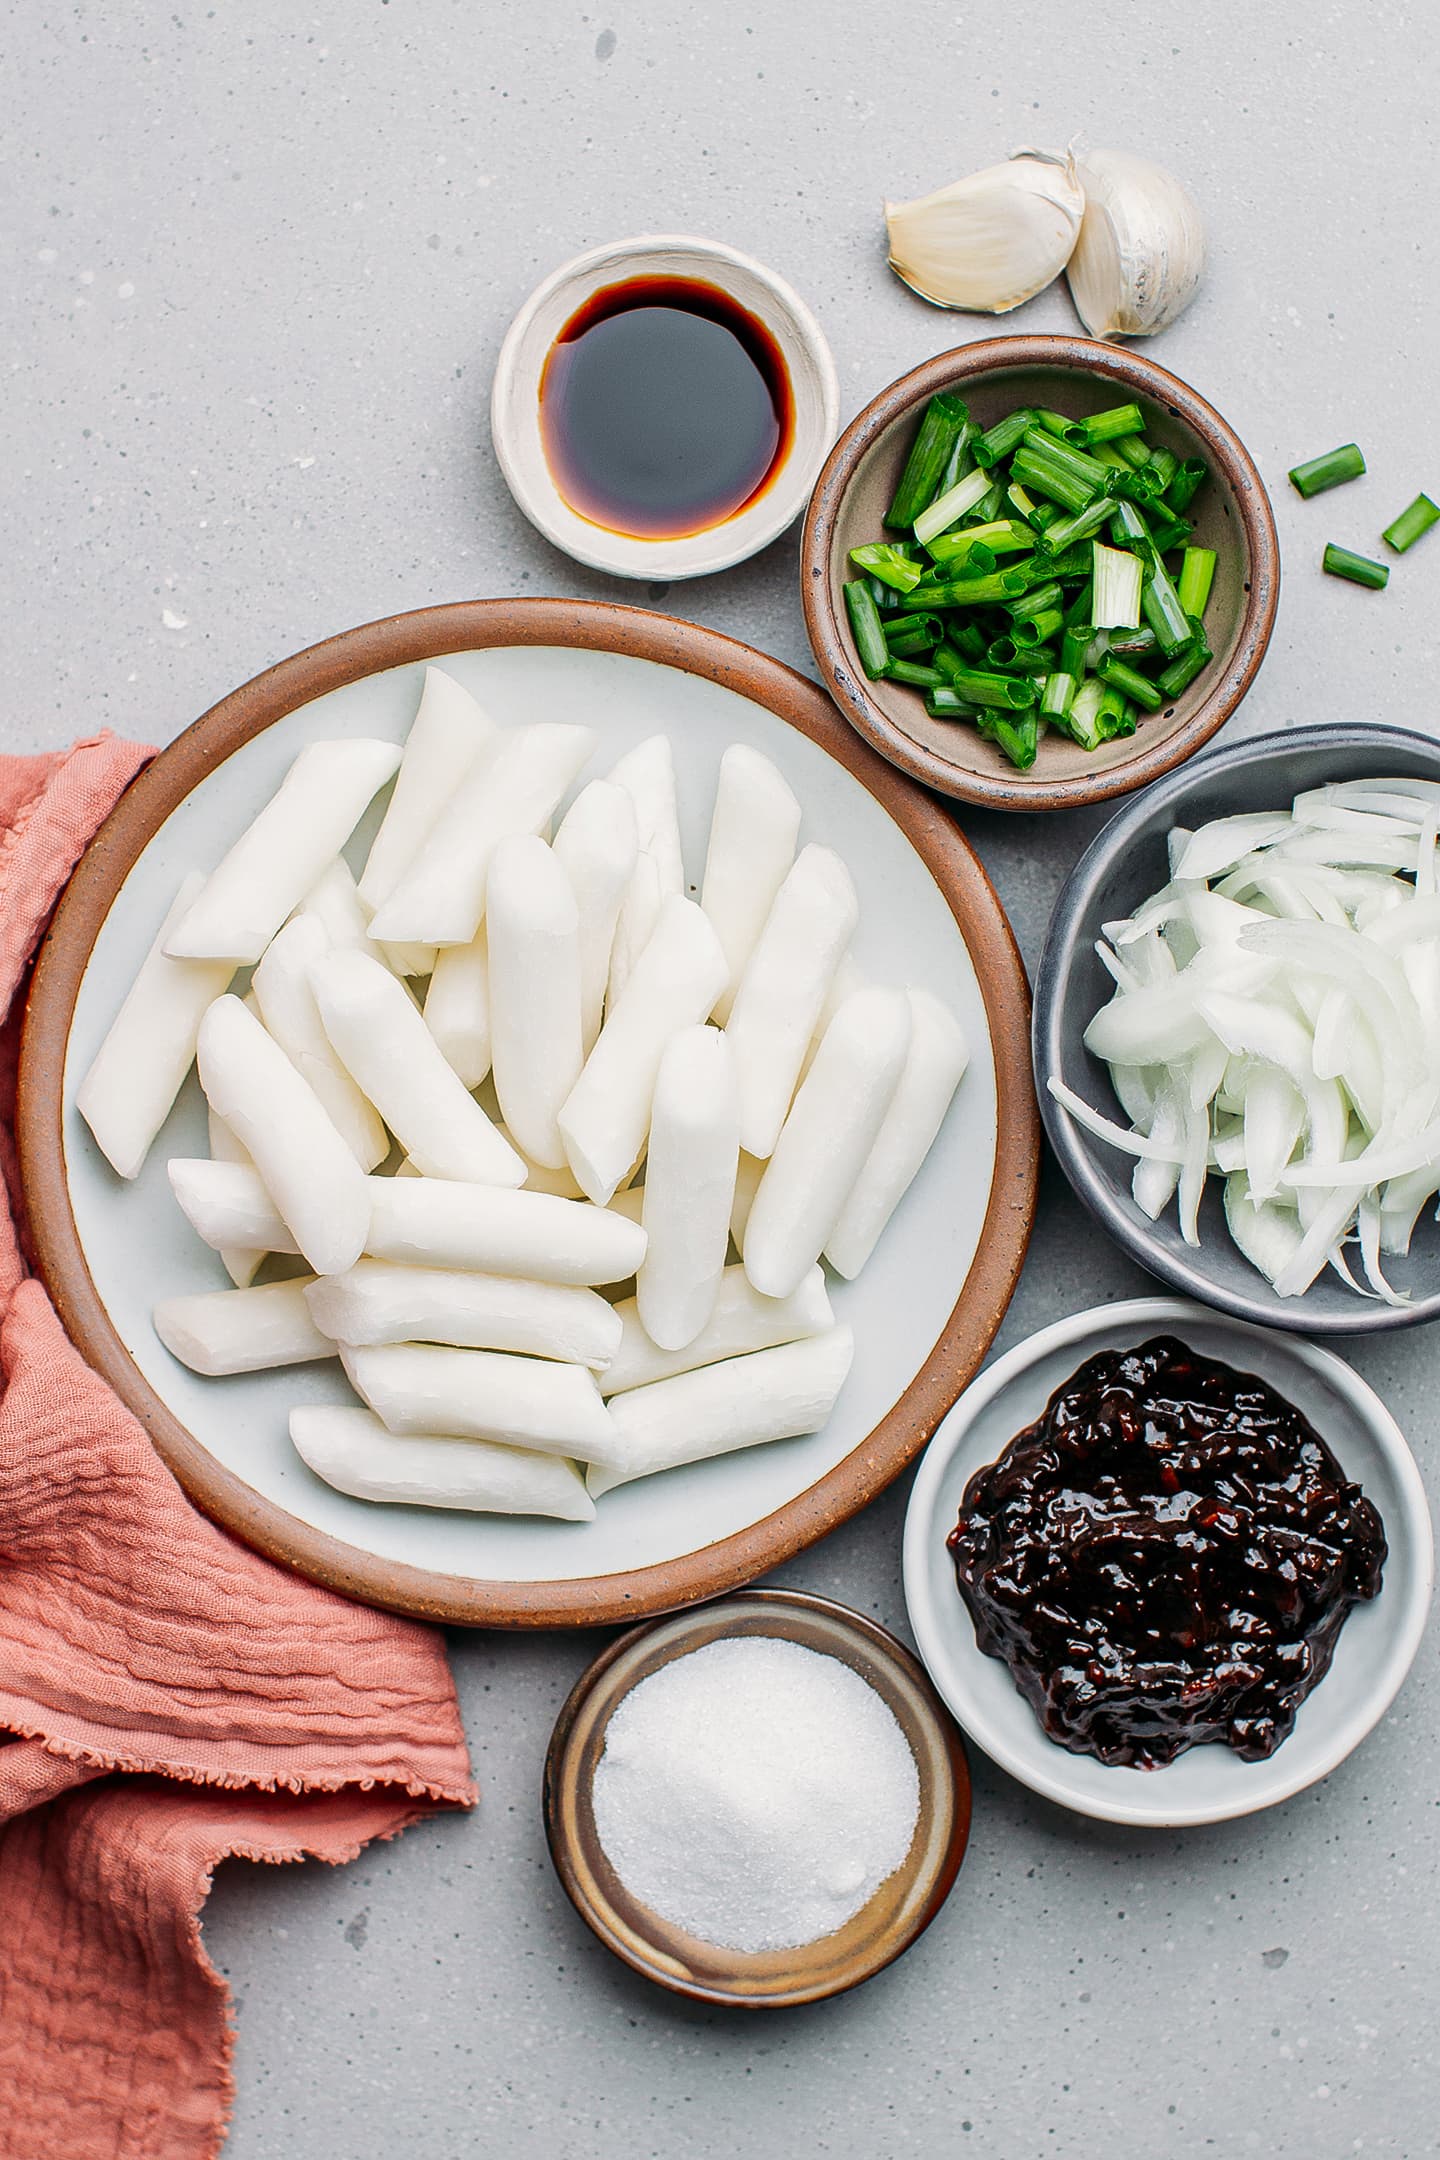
[{"x1": 5, "y1": 1, "x2": 1435, "y2": 2152}]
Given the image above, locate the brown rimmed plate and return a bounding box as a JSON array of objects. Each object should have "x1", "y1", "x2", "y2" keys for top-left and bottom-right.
[
  {"x1": 801, "y1": 334, "x2": 1280, "y2": 814},
  {"x1": 19, "y1": 599, "x2": 1038, "y2": 1627},
  {"x1": 543, "y1": 1588, "x2": 972, "y2": 2004}
]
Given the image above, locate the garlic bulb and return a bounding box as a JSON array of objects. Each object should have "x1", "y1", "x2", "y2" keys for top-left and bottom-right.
[
  {"x1": 1065, "y1": 149, "x2": 1206, "y2": 339},
  {"x1": 885, "y1": 149, "x2": 1084, "y2": 314}
]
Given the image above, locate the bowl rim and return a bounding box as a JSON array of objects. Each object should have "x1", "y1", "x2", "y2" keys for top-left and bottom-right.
[
  {"x1": 800, "y1": 333, "x2": 1281, "y2": 813},
  {"x1": 902, "y1": 1295, "x2": 1435, "y2": 1828},
  {"x1": 542, "y1": 1586, "x2": 973, "y2": 2005},
  {"x1": 491, "y1": 231, "x2": 841, "y2": 582},
  {"x1": 18, "y1": 596, "x2": 1040, "y2": 1629},
  {"x1": 1034, "y1": 718, "x2": 1440, "y2": 1334}
]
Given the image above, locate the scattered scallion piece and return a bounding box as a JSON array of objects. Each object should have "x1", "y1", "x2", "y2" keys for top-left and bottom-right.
[
  {"x1": 1322, "y1": 542, "x2": 1389, "y2": 590},
  {"x1": 843, "y1": 394, "x2": 1219, "y2": 768},
  {"x1": 1289, "y1": 443, "x2": 1365, "y2": 499},
  {"x1": 1382, "y1": 493, "x2": 1440, "y2": 554}
]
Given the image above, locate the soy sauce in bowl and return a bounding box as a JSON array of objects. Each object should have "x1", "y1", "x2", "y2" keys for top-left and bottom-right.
[{"x1": 539, "y1": 277, "x2": 793, "y2": 540}]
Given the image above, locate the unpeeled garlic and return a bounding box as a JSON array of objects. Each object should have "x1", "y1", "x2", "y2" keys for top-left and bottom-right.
[
  {"x1": 1065, "y1": 149, "x2": 1206, "y2": 339},
  {"x1": 884, "y1": 149, "x2": 1084, "y2": 315}
]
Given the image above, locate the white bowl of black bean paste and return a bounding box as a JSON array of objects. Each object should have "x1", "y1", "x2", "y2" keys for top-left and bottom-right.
[{"x1": 903, "y1": 1298, "x2": 1432, "y2": 1826}]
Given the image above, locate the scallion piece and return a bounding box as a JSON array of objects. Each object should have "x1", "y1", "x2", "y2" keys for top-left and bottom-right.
[
  {"x1": 975, "y1": 710, "x2": 1040, "y2": 771},
  {"x1": 881, "y1": 614, "x2": 942, "y2": 656},
  {"x1": 1105, "y1": 465, "x2": 1165, "y2": 505},
  {"x1": 925, "y1": 535, "x2": 998, "y2": 576},
  {"x1": 843, "y1": 580, "x2": 891, "y2": 678},
  {"x1": 1164, "y1": 458, "x2": 1209, "y2": 514},
  {"x1": 1383, "y1": 493, "x2": 1440, "y2": 553},
  {"x1": 1040, "y1": 670, "x2": 1076, "y2": 720},
  {"x1": 885, "y1": 393, "x2": 970, "y2": 528},
  {"x1": 1059, "y1": 624, "x2": 1093, "y2": 677},
  {"x1": 1013, "y1": 609, "x2": 1064, "y2": 648},
  {"x1": 1176, "y1": 547, "x2": 1217, "y2": 619},
  {"x1": 1145, "y1": 446, "x2": 1179, "y2": 491},
  {"x1": 1008, "y1": 579, "x2": 1064, "y2": 621},
  {"x1": 1021, "y1": 427, "x2": 1112, "y2": 493},
  {"x1": 1096, "y1": 653, "x2": 1165, "y2": 711},
  {"x1": 1322, "y1": 542, "x2": 1389, "y2": 589},
  {"x1": 1033, "y1": 409, "x2": 1074, "y2": 440},
  {"x1": 1141, "y1": 556, "x2": 1193, "y2": 655},
  {"x1": 1039, "y1": 497, "x2": 1117, "y2": 553},
  {"x1": 848, "y1": 543, "x2": 924, "y2": 593},
  {"x1": 1064, "y1": 678, "x2": 1106, "y2": 750},
  {"x1": 1108, "y1": 498, "x2": 1151, "y2": 548},
  {"x1": 973, "y1": 407, "x2": 1040, "y2": 468},
  {"x1": 932, "y1": 424, "x2": 975, "y2": 503},
  {"x1": 986, "y1": 635, "x2": 1023, "y2": 670},
  {"x1": 1289, "y1": 443, "x2": 1365, "y2": 500},
  {"x1": 903, "y1": 567, "x2": 1031, "y2": 609},
  {"x1": 1115, "y1": 436, "x2": 1153, "y2": 470},
  {"x1": 867, "y1": 576, "x2": 900, "y2": 613},
  {"x1": 925, "y1": 686, "x2": 979, "y2": 719},
  {"x1": 1008, "y1": 447, "x2": 1095, "y2": 513},
  {"x1": 931, "y1": 664, "x2": 1038, "y2": 711},
  {"x1": 1007, "y1": 481, "x2": 1041, "y2": 523},
  {"x1": 1156, "y1": 621, "x2": 1213, "y2": 698},
  {"x1": 1146, "y1": 514, "x2": 1195, "y2": 556},
  {"x1": 1095, "y1": 687, "x2": 1136, "y2": 741},
  {"x1": 1080, "y1": 403, "x2": 1146, "y2": 446},
  {"x1": 911, "y1": 466, "x2": 993, "y2": 547},
  {"x1": 883, "y1": 658, "x2": 946, "y2": 688},
  {"x1": 1106, "y1": 625, "x2": 1158, "y2": 659},
  {"x1": 1091, "y1": 542, "x2": 1143, "y2": 629}
]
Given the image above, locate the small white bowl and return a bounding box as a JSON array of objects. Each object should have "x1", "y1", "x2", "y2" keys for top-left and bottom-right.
[
  {"x1": 490, "y1": 234, "x2": 840, "y2": 582},
  {"x1": 903, "y1": 1298, "x2": 1433, "y2": 1828}
]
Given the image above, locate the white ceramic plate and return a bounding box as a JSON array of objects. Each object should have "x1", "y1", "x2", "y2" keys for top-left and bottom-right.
[
  {"x1": 903, "y1": 1297, "x2": 1433, "y2": 1826},
  {"x1": 32, "y1": 606, "x2": 1036, "y2": 1624}
]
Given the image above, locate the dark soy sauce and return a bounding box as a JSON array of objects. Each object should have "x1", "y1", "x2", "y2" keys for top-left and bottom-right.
[{"x1": 539, "y1": 276, "x2": 793, "y2": 539}]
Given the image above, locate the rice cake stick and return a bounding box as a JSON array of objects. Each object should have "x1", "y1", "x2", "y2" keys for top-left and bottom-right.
[
  {"x1": 745, "y1": 987, "x2": 911, "y2": 1299},
  {"x1": 724, "y1": 845, "x2": 859, "y2": 1159},
  {"x1": 700, "y1": 745, "x2": 802, "y2": 1022},
  {"x1": 605, "y1": 734, "x2": 684, "y2": 896},
  {"x1": 206, "y1": 1107, "x2": 263, "y2": 1287},
  {"x1": 76, "y1": 872, "x2": 236, "y2": 1179},
  {"x1": 587, "y1": 1325, "x2": 855, "y2": 1495},
  {"x1": 607, "y1": 850, "x2": 662, "y2": 1009},
  {"x1": 558, "y1": 895, "x2": 728, "y2": 1205},
  {"x1": 423, "y1": 927, "x2": 491, "y2": 1090},
  {"x1": 305, "y1": 1260, "x2": 620, "y2": 1368},
  {"x1": 251, "y1": 915, "x2": 389, "y2": 1169},
  {"x1": 603, "y1": 1262, "x2": 832, "y2": 1395},
  {"x1": 729, "y1": 1150, "x2": 765, "y2": 1255},
  {"x1": 486, "y1": 836, "x2": 585, "y2": 1171},
  {"x1": 290, "y1": 1405, "x2": 595, "y2": 1521},
  {"x1": 637, "y1": 1026, "x2": 739, "y2": 1351},
  {"x1": 195, "y1": 995, "x2": 370, "y2": 1276},
  {"x1": 358, "y1": 665, "x2": 500, "y2": 911},
  {"x1": 367, "y1": 723, "x2": 595, "y2": 947},
  {"x1": 153, "y1": 1279, "x2": 331, "y2": 1376},
  {"x1": 311, "y1": 948, "x2": 524, "y2": 1186},
  {"x1": 341, "y1": 1341, "x2": 619, "y2": 1465},
  {"x1": 552, "y1": 780, "x2": 638, "y2": 1052},
  {"x1": 825, "y1": 990, "x2": 969, "y2": 1279},
  {"x1": 166, "y1": 738, "x2": 402, "y2": 963},
  {"x1": 169, "y1": 1157, "x2": 299, "y2": 1257},
  {"x1": 364, "y1": 1176, "x2": 646, "y2": 1285}
]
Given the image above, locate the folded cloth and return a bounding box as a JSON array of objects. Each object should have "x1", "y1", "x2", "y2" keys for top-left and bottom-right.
[{"x1": 0, "y1": 736, "x2": 475, "y2": 2160}]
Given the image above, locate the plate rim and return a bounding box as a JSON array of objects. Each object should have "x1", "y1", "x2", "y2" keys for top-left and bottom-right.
[{"x1": 19, "y1": 596, "x2": 1039, "y2": 1628}]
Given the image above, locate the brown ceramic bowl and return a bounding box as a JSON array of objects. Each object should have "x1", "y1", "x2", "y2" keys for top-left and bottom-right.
[
  {"x1": 544, "y1": 1588, "x2": 972, "y2": 2005},
  {"x1": 18, "y1": 598, "x2": 1039, "y2": 1629},
  {"x1": 801, "y1": 335, "x2": 1280, "y2": 814}
]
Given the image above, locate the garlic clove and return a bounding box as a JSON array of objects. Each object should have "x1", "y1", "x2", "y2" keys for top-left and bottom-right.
[
  {"x1": 1065, "y1": 149, "x2": 1206, "y2": 340},
  {"x1": 885, "y1": 149, "x2": 1084, "y2": 315}
]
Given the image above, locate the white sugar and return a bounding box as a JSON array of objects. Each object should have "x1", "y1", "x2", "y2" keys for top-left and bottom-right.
[{"x1": 591, "y1": 1634, "x2": 920, "y2": 1954}]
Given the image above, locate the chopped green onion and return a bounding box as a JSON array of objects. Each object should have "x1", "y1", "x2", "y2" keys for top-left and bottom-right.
[
  {"x1": 848, "y1": 543, "x2": 924, "y2": 593},
  {"x1": 1145, "y1": 446, "x2": 1179, "y2": 491},
  {"x1": 1115, "y1": 436, "x2": 1153, "y2": 470},
  {"x1": 843, "y1": 580, "x2": 890, "y2": 678},
  {"x1": 931, "y1": 664, "x2": 1038, "y2": 711},
  {"x1": 1012, "y1": 609, "x2": 1064, "y2": 647},
  {"x1": 1091, "y1": 542, "x2": 1143, "y2": 629},
  {"x1": 1383, "y1": 493, "x2": 1440, "y2": 553},
  {"x1": 1322, "y1": 542, "x2": 1389, "y2": 589},
  {"x1": 903, "y1": 568, "x2": 1031, "y2": 609},
  {"x1": 912, "y1": 466, "x2": 993, "y2": 547},
  {"x1": 882, "y1": 658, "x2": 946, "y2": 688},
  {"x1": 973, "y1": 408, "x2": 1040, "y2": 467},
  {"x1": 1008, "y1": 579, "x2": 1064, "y2": 621},
  {"x1": 975, "y1": 710, "x2": 1040, "y2": 771},
  {"x1": 1105, "y1": 625, "x2": 1158, "y2": 659},
  {"x1": 1040, "y1": 670, "x2": 1077, "y2": 720},
  {"x1": 1007, "y1": 481, "x2": 1042, "y2": 524},
  {"x1": 1145, "y1": 514, "x2": 1195, "y2": 555},
  {"x1": 1156, "y1": 621, "x2": 1213, "y2": 698},
  {"x1": 1141, "y1": 556, "x2": 1193, "y2": 655},
  {"x1": 1105, "y1": 465, "x2": 1165, "y2": 505},
  {"x1": 1008, "y1": 447, "x2": 1095, "y2": 513},
  {"x1": 925, "y1": 686, "x2": 979, "y2": 719},
  {"x1": 985, "y1": 636, "x2": 1023, "y2": 670},
  {"x1": 867, "y1": 576, "x2": 900, "y2": 613},
  {"x1": 1064, "y1": 678, "x2": 1106, "y2": 750},
  {"x1": 932, "y1": 424, "x2": 975, "y2": 503},
  {"x1": 1060, "y1": 623, "x2": 1093, "y2": 677},
  {"x1": 1289, "y1": 443, "x2": 1366, "y2": 499},
  {"x1": 1039, "y1": 497, "x2": 1118, "y2": 553},
  {"x1": 1021, "y1": 427, "x2": 1111, "y2": 494},
  {"x1": 928, "y1": 520, "x2": 1033, "y2": 565},
  {"x1": 881, "y1": 614, "x2": 943, "y2": 656},
  {"x1": 885, "y1": 393, "x2": 970, "y2": 528},
  {"x1": 1095, "y1": 687, "x2": 1136, "y2": 741},
  {"x1": 1097, "y1": 653, "x2": 1165, "y2": 711},
  {"x1": 1176, "y1": 547, "x2": 1217, "y2": 619},
  {"x1": 1081, "y1": 403, "x2": 1146, "y2": 445},
  {"x1": 1033, "y1": 409, "x2": 1074, "y2": 441},
  {"x1": 1164, "y1": 458, "x2": 1209, "y2": 514},
  {"x1": 925, "y1": 536, "x2": 998, "y2": 576},
  {"x1": 1108, "y1": 498, "x2": 1151, "y2": 549}
]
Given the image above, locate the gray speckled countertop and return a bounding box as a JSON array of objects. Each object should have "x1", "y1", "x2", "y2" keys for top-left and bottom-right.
[{"x1": 6, "y1": 3, "x2": 1435, "y2": 2153}]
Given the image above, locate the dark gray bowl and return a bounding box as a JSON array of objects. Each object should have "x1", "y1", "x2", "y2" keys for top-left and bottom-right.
[{"x1": 1034, "y1": 722, "x2": 1440, "y2": 1334}]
